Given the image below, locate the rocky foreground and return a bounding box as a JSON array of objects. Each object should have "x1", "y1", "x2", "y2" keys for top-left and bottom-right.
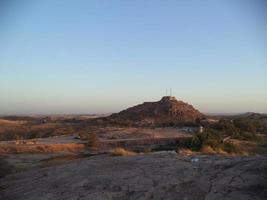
[{"x1": 0, "y1": 153, "x2": 267, "y2": 200}]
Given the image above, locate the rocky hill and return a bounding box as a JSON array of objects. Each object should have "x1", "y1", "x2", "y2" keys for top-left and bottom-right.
[{"x1": 109, "y1": 96, "x2": 204, "y2": 126}]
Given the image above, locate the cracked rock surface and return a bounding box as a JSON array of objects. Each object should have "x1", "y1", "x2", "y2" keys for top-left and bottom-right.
[{"x1": 1, "y1": 153, "x2": 267, "y2": 200}]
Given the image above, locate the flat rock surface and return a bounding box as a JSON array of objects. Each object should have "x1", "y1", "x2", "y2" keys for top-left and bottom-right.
[{"x1": 1, "y1": 153, "x2": 267, "y2": 200}]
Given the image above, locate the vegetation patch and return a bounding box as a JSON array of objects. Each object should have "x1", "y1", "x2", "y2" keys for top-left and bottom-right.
[{"x1": 184, "y1": 117, "x2": 267, "y2": 154}]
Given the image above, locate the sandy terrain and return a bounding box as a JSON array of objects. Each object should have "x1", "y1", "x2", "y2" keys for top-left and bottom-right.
[
  {"x1": 0, "y1": 134, "x2": 85, "y2": 145},
  {"x1": 1, "y1": 128, "x2": 190, "y2": 145},
  {"x1": 1, "y1": 153, "x2": 266, "y2": 200},
  {"x1": 97, "y1": 127, "x2": 191, "y2": 140},
  {"x1": 0, "y1": 128, "x2": 192, "y2": 154},
  {"x1": 0, "y1": 135, "x2": 87, "y2": 154}
]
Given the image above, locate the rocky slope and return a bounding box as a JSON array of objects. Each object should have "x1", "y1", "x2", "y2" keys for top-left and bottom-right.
[
  {"x1": 1, "y1": 153, "x2": 266, "y2": 200},
  {"x1": 110, "y1": 96, "x2": 204, "y2": 126}
]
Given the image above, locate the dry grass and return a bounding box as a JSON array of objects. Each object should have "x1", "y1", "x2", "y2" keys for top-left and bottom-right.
[
  {"x1": 111, "y1": 147, "x2": 136, "y2": 156},
  {"x1": 177, "y1": 148, "x2": 194, "y2": 156},
  {"x1": 178, "y1": 145, "x2": 239, "y2": 156},
  {"x1": 30, "y1": 123, "x2": 61, "y2": 131},
  {"x1": 198, "y1": 145, "x2": 243, "y2": 155},
  {"x1": 216, "y1": 148, "x2": 228, "y2": 155},
  {"x1": 0, "y1": 144, "x2": 86, "y2": 154},
  {"x1": 0, "y1": 119, "x2": 26, "y2": 134},
  {"x1": 200, "y1": 145, "x2": 217, "y2": 154},
  {"x1": 0, "y1": 119, "x2": 26, "y2": 125}
]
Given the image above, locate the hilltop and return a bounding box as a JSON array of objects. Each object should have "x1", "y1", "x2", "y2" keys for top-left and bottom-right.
[{"x1": 109, "y1": 96, "x2": 204, "y2": 126}]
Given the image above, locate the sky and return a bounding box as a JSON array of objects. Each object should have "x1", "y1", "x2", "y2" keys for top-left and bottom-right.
[{"x1": 0, "y1": 0, "x2": 267, "y2": 115}]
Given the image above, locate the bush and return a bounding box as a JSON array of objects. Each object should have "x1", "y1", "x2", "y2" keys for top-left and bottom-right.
[
  {"x1": 211, "y1": 119, "x2": 238, "y2": 134},
  {"x1": 222, "y1": 142, "x2": 239, "y2": 153},
  {"x1": 87, "y1": 133, "x2": 99, "y2": 150},
  {"x1": 187, "y1": 129, "x2": 242, "y2": 154},
  {"x1": 233, "y1": 119, "x2": 257, "y2": 133},
  {"x1": 189, "y1": 129, "x2": 222, "y2": 151},
  {"x1": 232, "y1": 131, "x2": 259, "y2": 141},
  {"x1": 182, "y1": 116, "x2": 267, "y2": 154},
  {"x1": 210, "y1": 118, "x2": 263, "y2": 141}
]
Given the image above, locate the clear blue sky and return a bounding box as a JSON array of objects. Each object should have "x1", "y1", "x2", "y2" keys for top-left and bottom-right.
[{"x1": 0, "y1": 0, "x2": 266, "y2": 114}]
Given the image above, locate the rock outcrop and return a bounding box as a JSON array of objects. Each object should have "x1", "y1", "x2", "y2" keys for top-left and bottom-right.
[{"x1": 1, "y1": 154, "x2": 266, "y2": 200}]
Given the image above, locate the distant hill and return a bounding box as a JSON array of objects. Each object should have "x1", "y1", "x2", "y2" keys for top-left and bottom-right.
[
  {"x1": 206, "y1": 112, "x2": 267, "y2": 126},
  {"x1": 230, "y1": 112, "x2": 267, "y2": 125},
  {"x1": 236, "y1": 112, "x2": 267, "y2": 119},
  {"x1": 109, "y1": 96, "x2": 204, "y2": 126}
]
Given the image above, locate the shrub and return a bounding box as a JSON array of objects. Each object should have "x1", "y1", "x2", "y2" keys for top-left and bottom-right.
[
  {"x1": 210, "y1": 118, "x2": 262, "y2": 141},
  {"x1": 211, "y1": 119, "x2": 238, "y2": 134},
  {"x1": 233, "y1": 131, "x2": 259, "y2": 141},
  {"x1": 233, "y1": 119, "x2": 257, "y2": 133},
  {"x1": 189, "y1": 129, "x2": 222, "y2": 151},
  {"x1": 222, "y1": 142, "x2": 239, "y2": 153},
  {"x1": 87, "y1": 133, "x2": 100, "y2": 150}
]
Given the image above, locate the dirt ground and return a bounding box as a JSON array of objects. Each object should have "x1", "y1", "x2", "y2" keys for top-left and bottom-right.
[
  {"x1": 0, "y1": 128, "x2": 191, "y2": 154},
  {"x1": 1, "y1": 153, "x2": 266, "y2": 200},
  {"x1": 97, "y1": 127, "x2": 191, "y2": 140}
]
